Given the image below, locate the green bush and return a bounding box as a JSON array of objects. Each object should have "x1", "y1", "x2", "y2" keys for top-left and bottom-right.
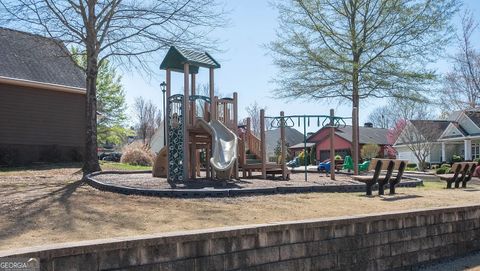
[
  {"x1": 297, "y1": 150, "x2": 310, "y2": 166},
  {"x1": 407, "y1": 163, "x2": 417, "y2": 168},
  {"x1": 474, "y1": 158, "x2": 480, "y2": 163},
  {"x1": 441, "y1": 163, "x2": 451, "y2": 168},
  {"x1": 334, "y1": 154, "x2": 342, "y2": 160},
  {"x1": 452, "y1": 155, "x2": 463, "y2": 163},
  {"x1": 436, "y1": 167, "x2": 450, "y2": 174}
]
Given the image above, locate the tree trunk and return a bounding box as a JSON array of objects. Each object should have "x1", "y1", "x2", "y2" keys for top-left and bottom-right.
[
  {"x1": 352, "y1": 55, "x2": 360, "y2": 175},
  {"x1": 82, "y1": 51, "x2": 101, "y2": 175}
]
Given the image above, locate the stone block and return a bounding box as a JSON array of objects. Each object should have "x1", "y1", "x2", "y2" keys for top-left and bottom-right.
[
  {"x1": 138, "y1": 243, "x2": 177, "y2": 266},
  {"x1": 98, "y1": 248, "x2": 140, "y2": 270},
  {"x1": 388, "y1": 229, "x2": 411, "y2": 243},
  {"x1": 279, "y1": 243, "x2": 306, "y2": 260},
  {"x1": 254, "y1": 246, "x2": 279, "y2": 265},
  {"x1": 410, "y1": 226, "x2": 427, "y2": 240},
  {"x1": 53, "y1": 253, "x2": 97, "y2": 271},
  {"x1": 334, "y1": 224, "x2": 355, "y2": 238},
  {"x1": 177, "y1": 240, "x2": 209, "y2": 259},
  {"x1": 367, "y1": 220, "x2": 386, "y2": 234},
  {"x1": 194, "y1": 255, "x2": 224, "y2": 271},
  {"x1": 403, "y1": 216, "x2": 417, "y2": 228},
  {"x1": 360, "y1": 232, "x2": 389, "y2": 247},
  {"x1": 210, "y1": 237, "x2": 229, "y2": 255},
  {"x1": 265, "y1": 230, "x2": 284, "y2": 246},
  {"x1": 310, "y1": 254, "x2": 337, "y2": 270},
  {"x1": 224, "y1": 250, "x2": 255, "y2": 270},
  {"x1": 385, "y1": 219, "x2": 403, "y2": 231},
  {"x1": 313, "y1": 226, "x2": 334, "y2": 241}
]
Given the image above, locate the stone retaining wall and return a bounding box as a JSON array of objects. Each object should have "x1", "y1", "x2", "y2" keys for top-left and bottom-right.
[{"x1": 2, "y1": 205, "x2": 480, "y2": 271}]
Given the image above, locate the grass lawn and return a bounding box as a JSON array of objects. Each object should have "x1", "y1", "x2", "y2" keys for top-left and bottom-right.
[
  {"x1": 1, "y1": 164, "x2": 480, "y2": 251},
  {"x1": 99, "y1": 161, "x2": 152, "y2": 171}
]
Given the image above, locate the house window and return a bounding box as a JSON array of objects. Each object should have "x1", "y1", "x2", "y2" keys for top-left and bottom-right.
[{"x1": 472, "y1": 143, "x2": 480, "y2": 160}]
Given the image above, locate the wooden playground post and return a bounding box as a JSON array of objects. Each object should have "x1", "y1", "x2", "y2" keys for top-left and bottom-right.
[
  {"x1": 233, "y1": 92, "x2": 239, "y2": 179},
  {"x1": 183, "y1": 63, "x2": 190, "y2": 179},
  {"x1": 280, "y1": 111, "x2": 287, "y2": 180},
  {"x1": 165, "y1": 69, "x2": 171, "y2": 180},
  {"x1": 191, "y1": 73, "x2": 196, "y2": 127},
  {"x1": 260, "y1": 109, "x2": 266, "y2": 179},
  {"x1": 209, "y1": 68, "x2": 215, "y2": 120},
  {"x1": 353, "y1": 107, "x2": 359, "y2": 175},
  {"x1": 329, "y1": 109, "x2": 335, "y2": 180}
]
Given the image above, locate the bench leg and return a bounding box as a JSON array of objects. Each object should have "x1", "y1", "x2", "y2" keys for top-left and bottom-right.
[
  {"x1": 462, "y1": 181, "x2": 467, "y2": 188},
  {"x1": 389, "y1": 184, "x2": 395, "y2": 195},
  {"x1": 446, "y1": 180, "x2": 453, "y2": 189},
  {"x1": 366, "y1": 183, "x2": 373, "y2": 196},
  {"x1": 378, "y1": 183, "x2": 385, "y2": 195}
]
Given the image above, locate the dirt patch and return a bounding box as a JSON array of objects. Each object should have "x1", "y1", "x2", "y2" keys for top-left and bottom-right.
[{"x1": 1, "y1": 166, "x2": 480, "y2": 251}]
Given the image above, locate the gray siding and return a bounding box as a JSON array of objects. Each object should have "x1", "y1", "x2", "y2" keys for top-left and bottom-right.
[{"x1": 0, "y1": 83, "x2": 85, "y2": 147}]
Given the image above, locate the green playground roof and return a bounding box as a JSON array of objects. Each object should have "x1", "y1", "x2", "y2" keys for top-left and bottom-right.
[{"x1": 160, "y1": 46, "x2": 220, "y2": 74}]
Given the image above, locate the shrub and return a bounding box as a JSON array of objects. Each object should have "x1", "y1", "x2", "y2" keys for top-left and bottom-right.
[
  {"x1": 120, "y1": 142, "x2": 154, "y2": 166},
  {"x1": 361, "y1": 144, "x2": 380, "y2": 160},
  {"x1": 39, "y1": 145, "x2": 62, "y2": 163},
  {"x1": 334, "y1": 154, "x2": 342, "y2": 160},
  {"x1": 0, "y1": 146, "x2": 20, "y2": 166},
  {"x1": 407, "y1": 163, "x2": 417, "y2": 168},
  {"x1": 451, "y1": 155, "x2": 463, "y2": 163},
  {"x1": 441, "y1": 163, "x2": 451, "y2": 168},
  {"x1": 436, "y1": 167, "x2": 450, "y2": 174}
]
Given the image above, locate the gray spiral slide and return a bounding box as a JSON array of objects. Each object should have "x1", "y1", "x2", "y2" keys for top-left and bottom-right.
[{"x1": 196, "y1": 119, "x2": 238, "y2": 179}]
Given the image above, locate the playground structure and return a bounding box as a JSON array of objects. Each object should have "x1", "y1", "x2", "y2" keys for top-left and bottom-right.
[{"x1": 153, "y1": 46, "x2": 352, "y2": 183}]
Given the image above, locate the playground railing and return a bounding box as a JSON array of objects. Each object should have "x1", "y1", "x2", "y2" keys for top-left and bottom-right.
[
  {"x1": 246, "y1": 131, "x2": 262, "y2": 159},
  {"x1": 189, "y1": 95, "x2": 211, "y2": 124},
  {"x1": 215, "y1": 96, "x2": 237, "y2": 131}
]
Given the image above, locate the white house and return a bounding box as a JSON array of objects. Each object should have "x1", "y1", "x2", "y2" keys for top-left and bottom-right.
[{"x1": 394, "y1": 109, "x2": 480, "y2": 164}]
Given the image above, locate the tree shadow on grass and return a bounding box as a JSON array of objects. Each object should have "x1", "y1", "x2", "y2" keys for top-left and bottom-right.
[
  {"x1": 0, "y1": 176, "x2": 161, "y2": 249},
  {"x1": 0, "y1": 162, "x2": 82, "y2": 173}
]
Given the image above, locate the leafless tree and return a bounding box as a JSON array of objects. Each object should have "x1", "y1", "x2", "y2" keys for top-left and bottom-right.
[
  {"x1": 134, "y1": 97, "x2": 162, "y2": 147},
  {"x1": 0, "y1": 0, "x2": 224, "y2": 174},
  {"x1": 368, "y1": 97, "x2": 433, "y2": 129},
  {"x1": 396, "y1": 120, "x2": 439, "y2": 171},
  {"x1": 441, "y1": 10, "x2": 480, "y2": 112},
  {"x1": 245, "y1": 101, "x2": 266, "y2": 137}
]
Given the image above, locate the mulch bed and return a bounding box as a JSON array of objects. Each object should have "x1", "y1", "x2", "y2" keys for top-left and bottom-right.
[{"x1": 93, "y1": 172, "x2": 363, "y2": 190}]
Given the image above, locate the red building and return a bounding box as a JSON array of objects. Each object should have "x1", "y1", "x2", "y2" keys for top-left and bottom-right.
[{"x1": 290, "y1": 124, "x2": 390, "y2": 162}]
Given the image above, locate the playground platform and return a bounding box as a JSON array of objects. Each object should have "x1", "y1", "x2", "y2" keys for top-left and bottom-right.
[{"x1": 86, "y1": 171, "x2": 423, "y2": 198}]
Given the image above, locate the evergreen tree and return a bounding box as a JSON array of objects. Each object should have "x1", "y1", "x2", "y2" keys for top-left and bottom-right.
[{"x1": 72, "y1": 48, "x2": 130, "y2": 146}]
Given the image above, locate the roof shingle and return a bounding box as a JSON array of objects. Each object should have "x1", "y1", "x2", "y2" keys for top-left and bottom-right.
[{"x1": 0, "y1": 28, "x2": 85, "y2": 89}]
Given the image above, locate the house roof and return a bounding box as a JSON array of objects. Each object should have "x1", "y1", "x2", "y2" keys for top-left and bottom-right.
[
  {"x1": 0, "y1": 28, "x2": 85, "y2": 89},
  {"x1": 410, "y1": 120, "x2": 451, "y2": 140},
  {"x1": 289, "y1": 142, "x2": 315, "y2": 149},
  {"x1": 335, "y1": 125, "x2": 389, "y2": 145},
  {"x1": 265, "y1": 127, "x2": 304, "y2": 155},
  {"x1": 464, "y1": 110, "x2": 480, "y2": 128},
  {"x1": 160, "y1": 46, "x2": 220, "y2": 74}
]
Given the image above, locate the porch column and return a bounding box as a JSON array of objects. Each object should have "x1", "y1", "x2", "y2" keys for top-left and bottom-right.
[
  {"x1": 465, "y1": 139, "x2": 472, "y2": 161},
  {"x1": 441, "y1": 142, "x2": 446, "y2": 162}
]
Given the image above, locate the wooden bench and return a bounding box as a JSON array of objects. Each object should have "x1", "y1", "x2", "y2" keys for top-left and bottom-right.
[
  {"x1": 352, "y1": 159, "x2": 407, "y2": 196},
  {"x1": 437, "y1": 162, "x2": 477, "y2": 188}
]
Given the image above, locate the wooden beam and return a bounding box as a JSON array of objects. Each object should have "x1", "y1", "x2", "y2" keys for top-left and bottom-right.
[
  {"x1": 183, "y1": 63, "x2": 190, "y2": 179},
  {"x1": 209, "y1": 68, "x2": 215, "y2": 121},
  {"x1": 281, "y1": 111, "x2": 287, "y2": 180},
  {"x1": 330, "y1": 109, "x2": 335, "y2": 180},
  {"x1": 166, "y1": 69, "x2": 171, "y2": 181},
  {"x1": 260, "y1": 109, "x2": 266, "y2": 179}
]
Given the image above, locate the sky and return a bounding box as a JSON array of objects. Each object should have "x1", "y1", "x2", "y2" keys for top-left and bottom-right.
[{"x1": 121, "y1": 0, "x2": 480, "y2": 132}]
